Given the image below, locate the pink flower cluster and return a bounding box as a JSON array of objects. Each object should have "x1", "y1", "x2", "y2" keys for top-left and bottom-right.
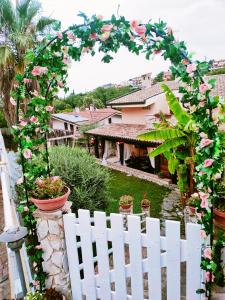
[
  {"x1": 23, "y1": 78, "x2": 32, "y2": 84},
  {"x1": 204, "y1": 159, "x2": 214, "y2": 168},
  {"x1": 203, "y1": 248, "x2": 212, "y2": 260},
  {"x1": 199, "y1": 82, "x2": 211, "y2": 94},
  {"x1": 23, "y1": 149, "x2": 32, "y2": 159},
  {"x1": 205, "y1": 271, "x2": 215, "y2": 282},
  {"x1": 46, "y1": 106, "x2": 54, "y2": 112},
  {"x1": 199, "y1": 138, "x2": 213, "y2": 149},
  {"x1": 130, "y1": 20, "x2": 146, "y2": 36},
  {"x1": 31, "y1": 66, "x2": 48, "y2": 76},
  {"x1": 66, "y1": 31, "x2": 75, "y2": 40},
  {"x1": 186, "y1": 63, "x2": 197, "y2": 74},
  {"x1": 199, "y1": 192, "x2": 209, "y2": 208},
  {"x1": 99, "y1": 24, "x2": 113, "y2": 41}
]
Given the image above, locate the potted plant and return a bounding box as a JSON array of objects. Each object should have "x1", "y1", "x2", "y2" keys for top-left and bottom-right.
[
  {"x1": 119, "y1": 195, "x2": 133, "y2": 210},
  {"x1": 141, "y1": 193, "x2": 150, "y2": 209},
  {"x1": 30, "y1": 176, "x2": 70, "y2": 211}
]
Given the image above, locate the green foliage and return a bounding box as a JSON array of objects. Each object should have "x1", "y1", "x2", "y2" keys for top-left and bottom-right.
[
  {"x1": 25, "y1": 291, "x2": 43, "y2": 300},
  {"x1": 152, "y1": 71, "x2": 164, "y2": 84},
  {"x1": 53, "y1": 99, "x2": 72, "y2": 112},
  {"x1": 207, "y1": 67, "x2": 225, "y2": 76},
  {"x1": 0, "y1": 109, "x2": 7, "y2": 128},
  {"x1": 49, "y1": 146, "x2": 110, "y2": 212}
]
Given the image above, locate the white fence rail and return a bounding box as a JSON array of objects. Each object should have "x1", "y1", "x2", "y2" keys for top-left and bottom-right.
[{"x1": 64, "y1": 209, "x2": 203, "y2": 300}]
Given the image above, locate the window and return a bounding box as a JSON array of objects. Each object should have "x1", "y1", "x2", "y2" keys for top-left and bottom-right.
[
  {"x1": 108, "y1": 118, "x2": 112, "y2": 124},
  {"x1": 64, "y1": 122, "x2": 68, "y2": 130}
]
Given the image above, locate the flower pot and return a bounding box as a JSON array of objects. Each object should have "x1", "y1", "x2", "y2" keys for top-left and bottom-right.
[
  {"x1": 30, "y1": 187, "x2": 70, "y2": 211},
  {"x1": 214, "y1": 208, "x2": 225, "y2": 230},
  {"x1": 120, "y1": 204, "x2": 132, "y2": 210}
]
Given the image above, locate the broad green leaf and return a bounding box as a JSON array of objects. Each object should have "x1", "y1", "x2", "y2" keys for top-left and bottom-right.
[
  {"x1": 148, "y1": 137, "x2": 186, "y2": 157},
  {"x1": 139, "y1": 128, "x2": 184, "y2": 141},
  {"x1": 161, "y1": 84, "x2": 191, "y2": 126},
  {"x1": 168, "y1": 158, "x2": 179, "y2": 174}
]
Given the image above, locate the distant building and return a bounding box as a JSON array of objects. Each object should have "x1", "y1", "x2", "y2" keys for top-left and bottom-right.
[
  {"x1": 211, "y1": 59, "x2": 225, "y2": 70},
  {"x1": 120, "y1": 72, "x2": 152, "y2": 89}
]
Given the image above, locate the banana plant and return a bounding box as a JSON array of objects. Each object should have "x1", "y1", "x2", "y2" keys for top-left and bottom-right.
[{"x1": 139, "y1": 84, "x2": 196, "y2": 195}]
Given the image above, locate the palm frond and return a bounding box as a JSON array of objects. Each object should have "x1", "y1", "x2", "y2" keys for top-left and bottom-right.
[
  {"x1": 36, "y1": 17, "x2": 56, "y2": 32},
  {"x1": 138, "y1": 128, "x2": 184, "y2": 141},
  {"x1": 148, "y1": 137, "x2": 187, "y2": 157},
  {"x1": 0, "y1": 45, "x2": 14, "y2": 66},
  {"x1": 0, "y1": 0, "x2": 16, "y2": 30},
  {"x1": 161, "y1": 84, "x2": 191, "y2": 126}
]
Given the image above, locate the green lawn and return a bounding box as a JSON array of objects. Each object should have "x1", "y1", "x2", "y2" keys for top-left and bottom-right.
[{"x1": 106, "y1": 169, "x2": 171, "y2": 218}]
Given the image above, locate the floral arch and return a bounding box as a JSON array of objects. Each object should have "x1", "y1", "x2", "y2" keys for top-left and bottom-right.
[{"x1": 12, "y1": 13, "x2": 224, "y2": 297}]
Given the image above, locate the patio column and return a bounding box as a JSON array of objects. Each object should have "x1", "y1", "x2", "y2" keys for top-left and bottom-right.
[
  {"x1": 119, "y1": 143, "x2": 124, "y2": 165},
  {"x1": 100, "y1": 138, "x2": 105, "y2": 158}
]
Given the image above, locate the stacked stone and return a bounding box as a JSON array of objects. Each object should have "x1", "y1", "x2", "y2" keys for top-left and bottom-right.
[{"x1": 33, "y1": 202, "x2": 71, "y2": 298}]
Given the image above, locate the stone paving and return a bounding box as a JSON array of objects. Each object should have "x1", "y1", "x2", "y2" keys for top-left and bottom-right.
[{"x1": 0, "y1": 191, "x2": 11, "y2": 300}]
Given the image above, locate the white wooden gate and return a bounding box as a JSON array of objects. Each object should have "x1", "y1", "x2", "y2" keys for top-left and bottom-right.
[{"x1": 64, "y1": 209, "x2": 203, "y2": 300}]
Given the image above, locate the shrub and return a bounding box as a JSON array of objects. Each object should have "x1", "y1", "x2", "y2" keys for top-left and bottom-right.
[{"x1": 49, "y1": 146, "x2": 110, "y2": 212}]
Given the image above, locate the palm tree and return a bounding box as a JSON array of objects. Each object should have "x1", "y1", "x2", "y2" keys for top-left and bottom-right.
[
  {"x1": 139, "y1": 84, "x2": 196, "y2": 196},
  {"x1": 0, "y1": 0, "x2": 56, "y2": 126}
]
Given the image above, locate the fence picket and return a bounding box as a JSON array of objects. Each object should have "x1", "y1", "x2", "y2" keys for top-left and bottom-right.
[
  {"x1": 166, "y1": 220, "x2": 180, "y2": 300},
  {"x1": 110, "y1": 213, "x2": 127, "y2": 299},
  {"x1": 146, "y1": 218, "x2": 161, "y2": 300},
  {"x1": 186, "y1": 223, "x2": 202, "y2": 300},
  {"x1": 78, "y1": 209, "x2": 97, "y2": 300},
  {"x1": 63, "y1": 213, "x2": 82, "y2": 300},
  {"x1": 94, "y1": 211, "x2": 111, "y2": 299},
  {"x1": 128, "y1": 215, "x2": 144, "y2": 300}
]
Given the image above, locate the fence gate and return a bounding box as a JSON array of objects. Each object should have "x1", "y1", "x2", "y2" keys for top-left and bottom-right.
[{"x1": 64, "y1": 209, "x2": 202, "y2": 300}]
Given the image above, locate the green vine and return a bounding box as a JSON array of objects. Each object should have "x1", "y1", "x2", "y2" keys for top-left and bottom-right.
[{"x1": 11, "y1": 12, "x2": 224, "y2": 297}]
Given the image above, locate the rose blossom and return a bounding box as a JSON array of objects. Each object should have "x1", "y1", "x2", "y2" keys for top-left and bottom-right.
[
  {"x1": 200, "y1": 230, "x2": 207, "y2": 239},
  {"x1": 96, "y1": 14, "x2": 103, "y2": 20},
  {"x1": 57, "y1": 81, "x2": 64, "y2": 88},
  {"x1": 135, "y1": 25, "x2": 146, "y2": 36},
  {"x1": 32, "y1": 280, "x2": 40, "y2": 287},
  {"x1": 63, "y1": 55, "x2": 71, "y2": 66},
  {"x1": 10, "y1": 97, "x2": 16, "y2": 106},
  {"x1": 200, "y1": 132, "x2": 207, "y2": 139},
  {"x1": 205, "y1": 272, "x2": 215, "y2": 282},
  {"x1": 31, "y1": 66, "x2": 48, "y2": 76},
  {"x1": 89, "y1": 33, "x2": 98, "y2": 40},
  {"x1": 46, "y1": 105, "x2": 54, "y2": 112},
  {"x1": 101, "y1": 24, "x2": 113, "y2": 32},
  {"x1": 30, "y1": 116, "x2": 38, "y2": 123},
  {"x1": 199, "y1": 138, "x2": 213, "y2": 149},
  {"x1": 23, "y1": 149, "x2": 32, "y2": 159},
  {"x1": 20, "y1": 120, "x2": 27, "y2": 126},
  {"x1": 199, "y1": 83, "x2": 211, "y2": 94},
  {"x1": 67, "y1": 31, "x2": 75, "y2": 40},
  {"x1": 203, "y1": 248, "x2": 212, "y2": 260},
  {"x1": 186, "y1": 63, "x2": 197, "y2": 74},
  {"x1": 23, "y1": 78, "x2": 31, "y2": 84},
  {"x1": 100, "y1": 32, "x2": 110, "y2": 41},
  {"x1": 57, "y1": 32, "x2": 63, "y2": 39},
  {"x1": 204, "y1": 158, "x2": 214, "y2": 168},
  {"x1": 130, "y1": 20, "x2": 139, "y2": 29}
]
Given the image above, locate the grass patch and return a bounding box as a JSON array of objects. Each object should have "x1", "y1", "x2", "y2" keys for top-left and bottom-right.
[{"x1": 106, "y1": 169, "x2": 171, "y2": 218}]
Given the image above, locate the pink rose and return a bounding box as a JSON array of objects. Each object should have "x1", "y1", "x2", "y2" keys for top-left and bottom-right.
[
  {"x1": 100, "y1": 32, "x2": 110, "y2": 41},
  {"x1": 23, "y1": 206, "x2": 29, "y2": 212},
  {"x1": 20, "y1": 120, "x2": 27, "y2": 126},
  {"x1": 203, "y1": 248, "x2": 212, "y2": 260},
  {"x1": 63, "y1": 56, "x2": 70, "y2": 66},
  {"x1": 66, "y1": 31, "x2": 75, "y2": 40},
  {"x1": 130, "y1": 20, "x2": 139, "y2": 29},
  {"x1": 32, "y1": 280, "x2": 40, "y2": 287},
  {"x1": 89, "y1": 33, "x2": 98, "y2": 40},
  {"x1": 135, "y1": 25, "x2": 146, "y2": 36},
  {"x1": 23, "y1": 149, "x2": 32, "y2": 159},
  {"x1": 186, "y1": 63, "x2": 197, "y2": 74},
  {"x1": 57, "y1": 32, "x2": 63, "y2": 39},
  {"x1": 23, "y1": 78, "x2": 32, "y2": 84},
  {"x1": 205, "y1": 272, "x2": 215, "y2": 282},
  {"x1": 30, "y1": 116, "x2": 38, "y2": 123},
  {"x1": 57, "y1": 81, "x2": 64, "y2": 88},
  {"x1": 101, "y1": 24, "x2": 113, "y2": 32},
  {"x1": 200, "y1": 230, "x2": 207, "y2": 239},
  {"x1": 199, "y1": 192, "x2": 209, "y2": 202},
  {"x1": 199, "y1": 83, "x2": 211, "y2": 94},
  {"x1": 31, "y1": 66, "x2": 48, "y2": 76},
  {"x1": 204, "y1": 159, "x2": 214, "y2": 168},
  {"x1": 199, "y1": 100, "x2": 206, "y2": 108},
  {"x1": 199, "y1": 138, "x2": 213, "y2": 149},
  {"x1": 46, "y1": 106, "x2": 54, "y2": 112},
  {"x1": 200, "y1": 132, "x2": 207, "y2": 139},
  {"x1": 200, "y1": 198, "x2": 209, "y2": 209},
  {"x1": 10, "y1": 97, "x2": 16, "y2": 106}
]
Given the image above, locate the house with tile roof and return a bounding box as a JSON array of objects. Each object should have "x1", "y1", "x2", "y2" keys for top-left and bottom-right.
[{"x1": 86, "y1": 74, "x2": 225, "y2": 177}]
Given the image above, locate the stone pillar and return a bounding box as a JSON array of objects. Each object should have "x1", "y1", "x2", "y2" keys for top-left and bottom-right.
[{"x1": 33, "y1": 202, "x2": 72, "y2": 298}]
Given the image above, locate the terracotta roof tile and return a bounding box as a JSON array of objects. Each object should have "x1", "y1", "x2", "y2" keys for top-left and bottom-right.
[{"x1": 86, "y1": 123, "x2": 160, "y2": 144}]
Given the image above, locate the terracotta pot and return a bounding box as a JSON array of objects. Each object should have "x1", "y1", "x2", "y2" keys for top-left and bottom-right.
[
  {"x1": 30, "y1": 187, "x2": 70, "y2": 211},
  {"x1": 120, "y1": 204, "x2": 132, "y2": 210},
  {"x1": 214, "y1": 208, "x2": 225, "y2": 230}
]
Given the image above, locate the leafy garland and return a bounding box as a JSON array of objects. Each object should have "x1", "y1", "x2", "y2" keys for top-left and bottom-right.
[{"x1": 11, "y1": 12, "x2": 224, "y2": 297}]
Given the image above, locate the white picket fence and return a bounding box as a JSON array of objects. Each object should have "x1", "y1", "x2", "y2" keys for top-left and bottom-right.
[{"x1": 64, "y1": 209, "x2": 203, "y2": 300}]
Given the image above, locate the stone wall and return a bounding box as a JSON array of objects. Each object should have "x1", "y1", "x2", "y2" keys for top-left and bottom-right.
[{"x1": 33, "y1": 202, "x2": 71, "y2": 298}]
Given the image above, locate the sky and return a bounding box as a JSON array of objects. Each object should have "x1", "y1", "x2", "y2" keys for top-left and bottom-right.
[{"x1": 38, "y1": 0, "x2": 225, "y2": 94}]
